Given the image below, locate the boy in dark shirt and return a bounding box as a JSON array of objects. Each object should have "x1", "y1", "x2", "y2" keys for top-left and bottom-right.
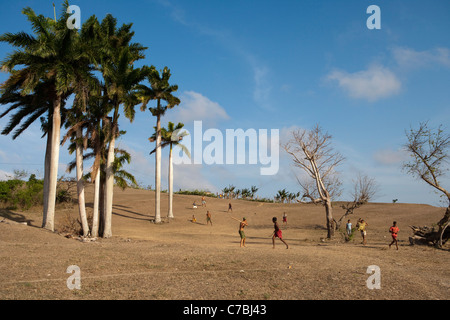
[{"x1": 272, "y1": 217, "x2": 288, "y2": 249}]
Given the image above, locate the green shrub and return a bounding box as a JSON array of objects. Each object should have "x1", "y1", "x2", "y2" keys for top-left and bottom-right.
[
  {"x1": 175, "y1": 189, "x2": 217, "y2": 198},
  {"x1": 0, "y1": 174, "x2": 44, "y2": 210}
]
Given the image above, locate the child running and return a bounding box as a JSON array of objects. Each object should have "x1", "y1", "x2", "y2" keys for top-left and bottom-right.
[
  {"x1": 272, "y1": 217, "x2": 289, "y2": 249},
  {"x1": 389, "y1": 221, "x2": 399, "y2": 250},
  {"x1": 201, "y1": 196, "x2": 206, "y2": 207}
]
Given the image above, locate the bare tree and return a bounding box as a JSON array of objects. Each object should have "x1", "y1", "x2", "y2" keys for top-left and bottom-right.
[
  {"x1": 284, "y1": 125, "x2": 345, "y2": 238},
  {"x1": 404, "y1": 122, "x2": 450, "y2": 247},
  {"x1": 336, "y1": 173, "x2": 378, "y2": 230}
]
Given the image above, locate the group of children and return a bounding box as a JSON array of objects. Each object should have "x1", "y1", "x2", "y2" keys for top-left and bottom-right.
[
  {"x1": 234, "y1": 215, "x2": 289, "y2": 249},
  {"x1": 191, "y1": 201, "x2": 289, "y2": 249},
  {"x1": 346, "y1": 218, "x2": 399, "y2": 250},
  {"x1": 192, "y1": 198, "x2": 400, "y2": 250}
]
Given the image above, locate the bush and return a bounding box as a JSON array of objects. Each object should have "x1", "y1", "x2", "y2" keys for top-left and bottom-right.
[
  {"x1": 0, "y1": 174, "x2": 44, "y2": 210},
  {"x1": 175, "y1": 189, "x2": 217, "y2": 198}
]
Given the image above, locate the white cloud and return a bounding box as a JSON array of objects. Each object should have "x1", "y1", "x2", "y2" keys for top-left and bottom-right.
[
  {"x1": 327, "y1": 64, "x2": 402, "y2": 102},
  {"x1": 373, "y1": 148, "x2": 408, "y2": 166},
  {"x1": 0, "y1": 169, "x2": 13, "y2": 180},
  {"x1": 171, "y1": 91, "x2": 230, "y2": 127},
  {"x1": 392, "y1": 47, "x2": 450, "y2": 69}
]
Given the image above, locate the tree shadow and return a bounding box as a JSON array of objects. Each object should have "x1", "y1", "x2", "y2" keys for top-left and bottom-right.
[
  {"x1": 112, "y1": 212, "x2": 153, "y2": 221},
  {"x1": 307, "y1": 224, "x2": 328, "y2": 231},
  {"x1": 0, "y1": 208, "x2": 35, "y2": 226},
  {"x1": 113, "y1": 204, "x2": 149, "y2": 218},
  {"x1": 110, "y1": 204, "x2": 153, "y2": 221}
]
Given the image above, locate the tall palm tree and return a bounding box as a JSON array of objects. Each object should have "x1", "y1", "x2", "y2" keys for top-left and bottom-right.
[
  {"x1": 136, "y1": 67, "x2": 180, "y2": 223},
  {"x1": 0, "y1": 2, "x2": 93, "y2": 231},
  {"x1": 61, "y1": 110, "x2": 90, "y2": 237},
  {"x1": 95, "y1": 14, "x2": 148, "y2": 237},
  {"x1": 66, "y1": 145, "x2": 138, "y2": 234},
  {"x1": 150, "y1": 122, "x2": 190, "y2": 219}
]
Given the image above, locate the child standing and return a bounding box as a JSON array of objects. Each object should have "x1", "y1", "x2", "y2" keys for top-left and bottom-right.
[
  {"x1": 206, "y1": 211, "x2": 212, "y2": 226},
  {"x1": 282, "y1": 212, "x2": 287, "y2": 225},
  {"x1": 357, "y1": 219, "x2": 368, "y2": 245},
  {"x1": 201, "y1": 196, "x2": 206, "y2": 207},
  {"x1": 346, "y1": 219, "x2": 352, "y2": 236},
  {"x1": 238, "y1": 217, "x2": 248, "y2": 247}
]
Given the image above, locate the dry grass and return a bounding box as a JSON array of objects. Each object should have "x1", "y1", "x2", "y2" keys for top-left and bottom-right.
[{"x1": 0, "y1": 185, "x2": 449, "y2": 300}]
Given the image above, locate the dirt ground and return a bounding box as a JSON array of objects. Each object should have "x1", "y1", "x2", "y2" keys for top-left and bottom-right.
[{"x1": 0, "y1": 185, "x2": 449, "y2": 300}]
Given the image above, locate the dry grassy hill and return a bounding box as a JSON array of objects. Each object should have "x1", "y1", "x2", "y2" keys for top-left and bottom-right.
[{"x1": 0, "y1": 185, "x2": 449, "y2": 300}]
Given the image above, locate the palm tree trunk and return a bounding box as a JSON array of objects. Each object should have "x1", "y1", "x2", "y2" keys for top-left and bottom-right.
[
  {"x1": 42, "y1": 97, "x2": 61, "y2": 232},
  {"x1": 76, "y1": 127, "x2": 89, "y2": 237},
  {"x1": 155, "y1": 114, "x2": 161, "y2": 223},
  {"x1": 99, "y1": 171, "x2": 105, "y2": 236},
  {"x1": 104, "y1": 107, "x2": 119, "y2": 238},
  {"x1": 91, "y1": 165, "x2": 101, "y2": 238},
  {"x1": 42, "y1": 122, "x2": 52, "y2": 224},
  {"x1": 168, "y1": 143, "x2": 174, "y2": 219},
  {"x1": 104, "y1": 134, "x2": 115, "y2": 237}
]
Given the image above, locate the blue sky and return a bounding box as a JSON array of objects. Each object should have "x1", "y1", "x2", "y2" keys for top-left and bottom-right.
[{"x1": 1, "y1": 0, "x2": 450, "y2": 205}]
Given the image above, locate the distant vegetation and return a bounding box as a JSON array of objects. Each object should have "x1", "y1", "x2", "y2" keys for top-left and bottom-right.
[
  {"x1": 0, "y1": 172, "x2": 44, "y2": 210},
  {"x1": 0, "y1": 171, "x2": 78, "y2": 210},
  {"x1": 175, "y1": 189, "x2": 217, "y2": 198}
]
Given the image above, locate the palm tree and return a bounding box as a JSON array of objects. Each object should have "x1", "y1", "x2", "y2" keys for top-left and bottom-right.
[
  {"x1": 222, "y1": 186, "x2": 230, "y2": 199},
  {"x1": 227, "y1": 185, "x2": 236, "y2": 199},
  {"x1": 61, "y1": 111, "x2": 90, "y2": 237},
  {"x1": 150, "y1": 122, "x2": 190, "y2": 219},
  {"x1": 95, "y1": 14, "x2": 148, "y2": 237},
  {"x1": 241, "y1": 188, "x2": 251, "y2": 200},
  {"x1": 0, "y1": 2, "x2": 94, "y2": 231},
  {"x1": 113, "y1": 148, "x2": 139, "y2": 190},
  {"x1": 136, "y1": 67, "x2": 180, "y2": 223},
  {"x1": 66, "y1": 143, "x2": 138, "y2": 235},
  {"x1": 250, "y1": 185, "x2": 259, "y2": 199},
  {"x1": 275, "y1": 189, "x2": 288, "y2": 203}
]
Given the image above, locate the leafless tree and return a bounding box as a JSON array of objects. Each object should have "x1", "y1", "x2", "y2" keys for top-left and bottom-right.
[
  {"x1": 284, "y1": 124, "x2": 345, "y2": 238},
  {"x1": 336, "y1": 173, "x2": 378, "y2": 230},
  {"x1": 404, "y1": 122, "x2": 450, "y2": 247}
]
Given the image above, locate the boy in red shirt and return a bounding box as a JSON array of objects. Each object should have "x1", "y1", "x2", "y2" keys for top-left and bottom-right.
[{"x1": 389, "y1": 221, "x2": 399, "y2": 250}]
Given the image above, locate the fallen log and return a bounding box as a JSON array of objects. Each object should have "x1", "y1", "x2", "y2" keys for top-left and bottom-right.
[{"x1": 409, "y1": 225, "x2": 450, "y2": 247}]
